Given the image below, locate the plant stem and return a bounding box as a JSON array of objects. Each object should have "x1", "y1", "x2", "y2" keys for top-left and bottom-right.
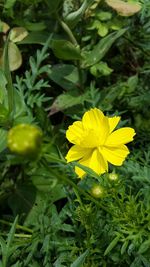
[
  {"x1": 76, "y1": 61, "x2": 84, "y2": 91},
  {"x1": 57, "y1": 17, "x2": 84, "y2": 91},
  {"x1": 31, "y1": 31, "x2": 55, "y2": 86},
  {"x1": 57, "y1": 17, "x2": 78, "y2": 46},
  {"x1": 1, "y1": 233, "x2": 32, "y2": 238},
  {"x1": 14, "y1": 233, "x2": 32, "y2": 238},
  {"x1": 56, "y1": 173, "x2": 113, "y2": 215},
  {"x1": 3, "y1": 34, "x2": 14, "y2": 125},
  {"x1": 0, "y1": 219, "x2": 33, "y2": 233}
]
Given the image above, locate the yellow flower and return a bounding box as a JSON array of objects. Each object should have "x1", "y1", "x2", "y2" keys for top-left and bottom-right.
[{"x1": 66, "y1": 108, "x2": 135, "y2": 178}]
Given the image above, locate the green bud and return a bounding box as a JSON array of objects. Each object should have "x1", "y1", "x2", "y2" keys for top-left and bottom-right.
[
  {"x1": 108, "y1": 173, "x2": 118, "y2": 181},
  {"x1": 90, "y1": 184, "x2": 105, "y2": 198},
  {"x1": 7, "y1": 123, "x2": 42, "y2": 158}
]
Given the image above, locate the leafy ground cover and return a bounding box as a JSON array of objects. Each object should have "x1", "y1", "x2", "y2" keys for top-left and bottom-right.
[{"x1": 0, "y1": 0, "x2": 150, "y2": 266}]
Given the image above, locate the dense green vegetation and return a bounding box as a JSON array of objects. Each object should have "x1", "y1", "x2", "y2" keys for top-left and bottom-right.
[{"x1": 0, "y1": 0, "x2": 150, "y2": 266}]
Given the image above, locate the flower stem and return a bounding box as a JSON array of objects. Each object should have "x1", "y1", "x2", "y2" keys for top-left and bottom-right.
[
  {"x1": 57, "y1": 16, "x2": 84, "y2": 91},
  {"x1": 56, "y1": 173, "x2": 113, "y2": 215}
]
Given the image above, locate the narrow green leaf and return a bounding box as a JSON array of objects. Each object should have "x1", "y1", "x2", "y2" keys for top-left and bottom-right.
[
  {"x1": 140, "y1": 255, "x2": 150, "y2": 267},
  {"x1": 11, "y1": 261, "x2": 21, "y2": 267},
  {"x1": 104, "y1": 234, "x2": 121, "y2": 256},
  {"x1": 0, "y1": 128, "x2": 7, "y2": 153},
  {"x1": 138, "y1": 239, "x2": 150, "y2": 254},
  {"x1": 3, "y1": 34, "x2": 14, "y2": 123},
  {"x1": 71, "y1": 249, "x2": 89, "y2": 267},
  {"x1": 3, "y1": 216, "x2": 18, "y2": 266},
  {"x1": 83, "y1": 28, "x2": 126, "y2": 67},
  {"x1": 121, "y1": 240, "x2": 129, "y2": 255},
  {"x1": 0, "y1": 236, "x2": 6, "y2": 256},
  {"x1": 65, "y1": 0, "x2": 95, "y2": 28},
  {"x1": 0, "y1": 69, "x2": 7, "y2": 104}
]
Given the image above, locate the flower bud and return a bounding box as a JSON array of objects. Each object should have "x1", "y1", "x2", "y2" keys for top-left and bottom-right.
[
  {"x1": 90, "y1": 184, "x2": 105, "y2": 198},
  {"x1": 108, "y1": 173, "x2": 118, "y2": 181},
  {"x1": 7, "y1": 124, "x2": 42, "y2": 158}
]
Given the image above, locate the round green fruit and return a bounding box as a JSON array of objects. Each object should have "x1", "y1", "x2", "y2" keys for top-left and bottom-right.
[{"x1": 7, "y1": 124, "x2": 43, "y2": 158}]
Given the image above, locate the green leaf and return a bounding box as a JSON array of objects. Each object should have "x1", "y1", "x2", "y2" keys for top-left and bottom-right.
[
  {"x1": 18, "y1": 31, "x2": 48, "y2": 45},
  {"x1": 140, "y1": 255, "x2": 150, "y2": 267},
  {"x1": 51, "y1": 40, "x2": 83, "y2": 60},
  {"x1": 31, "y1": 176, "x2": 57, "y2": 192},
  {"x1": 0, "y1": 104, "x2": 8, "y2": 128},
  {"x1": 127, "y1": 75, "x2": 138, "y2": 93},
  {"x1": 23, "y1": 22, "x2": 46, "y2": 32},
  {"x1": 3, "y1": 34, "x2": 14, "y2": 121},
  {"x1": 65, "y1": 0, "x2": 95, "y2": 28},
  {"x1": 0, "y1": 128, "x2": 7, "y2": 153},
  {"x1": 11, "y1": 261, "x2": 21, "y2": 267},
  {"x1": 97, "y1": 11, "x2": 112, "y2": 21},
  {"x1": 0, "y1": 236, "x2": 6, "y2": 256},
  {"x1": 4, "y1": 0, "x2": 16, "y2": 9},
  {"x1": 49, "y1": 92, "x2": 89, "y2": 114},
  {"x1": 90, "y1": 62, "x2": 113, "y2": 77},
  {"x1": 8, "y1": 184, "x2": 36, "y2": 216},
  {"x1": 0, "y1": 69, "x2": 7, "y2": 104},
  {"x1": 104, "y1": 234, "x2": 121, "y2": 256},
  {"x1": 2, "y1": 216, "x2": 18, "y2": 267},
  {"x1": 13, "y1": 89, "x2": 27, "y2": 119},
  {"x1": 48, "y1": 64, "x2": 80, "y2": 90},
  {"x1": 97, "y1": 22, "x2": 109, "y2": 37},
  {"x1": 45, "y1": 0, "x2": 62, "y2": 13},
  {"x1": 138, "y1": 239, "x2": 150, "y2": 254},
  {"x1": 24, "y1": 186, "x2": 66, "y2": 226},
  {"x1": 71, "y1": 249, "x2": 89, "y2": 267},
  {"x1": 83, "y1": 28, "x2": 126, "y2": 67},
  {"x1": 121, "y1": 240, "x2": 129, "y2": 255}
]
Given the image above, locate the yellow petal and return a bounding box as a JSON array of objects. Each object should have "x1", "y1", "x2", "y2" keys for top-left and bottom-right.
[
  {"x1": 90, "y1": 148, "x2": 108, "y2": 174},
  {"x1": 105, "y1": 127, "x2": 136, "y2": 146},
  {"x1": 65, "y1": 145, "x2": 91, "y2": 163},
  {"x1": 100, "y1": 145, "x2": 129, "y2": 166},
  {"x1": 75, "y1": 148, "x2": 108, "y2": 178},
  {"x1": 82, "y1": 108, "x2": 109, "y2": 144},
  {"x1": 66, "y1": 121, "x2": 84, "y2": 145},
  {"x1": 108, "y1": 116, "x2": 121, "y2": 133},
  {"x1": 82, "y1": 108, "x2": 104, "y2": 130}
]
